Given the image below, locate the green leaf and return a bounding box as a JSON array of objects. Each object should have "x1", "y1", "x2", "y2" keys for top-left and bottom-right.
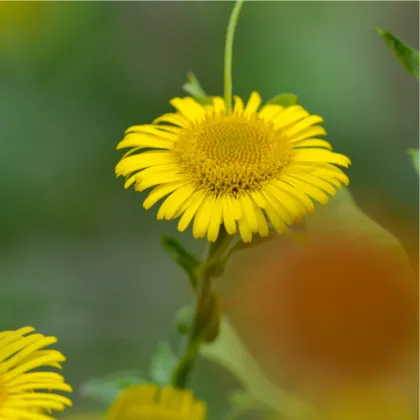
[
  {"x1": 201, "y1": 317, "x2": 319, "y2": 420},
  {"x1": 149, "y1": 342, "x2": 179, "y2": 386},
  {"x1": 304, "y1": 188, "x2": 410, "y2": 265},
  {"x1": 182, "y1": 72, "x2": 212, "y2": 104},
  {"x1": 408, "y1": 149, "x2": 419, "y2": 174},
  {"x1": 161, "y1": 235, "x2": 201, "y2": 289},
  {"x1": 80, "y1": 371, "x2": 147, "y2": 406},
  {"x1": 223, "y1": 391, "x2": 275, "y2": 420},
  {"x1": 175, "y1": 303, "x2": 195, "y2": 335},
  {"x1": 376, "y1": 27, "x2": 419, "y2": 79},
  {"x1": 266, "y1": 93, "x2": 298, "y2": 107}
]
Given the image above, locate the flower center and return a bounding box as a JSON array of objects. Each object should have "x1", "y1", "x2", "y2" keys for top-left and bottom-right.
[{"x1": 173, "y1": 113, "x2": 293, "y2": 196}]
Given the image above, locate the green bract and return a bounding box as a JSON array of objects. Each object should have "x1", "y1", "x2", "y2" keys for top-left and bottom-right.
[{"x1": 266, "y1": 93, "x2": 298, "y2": 107}]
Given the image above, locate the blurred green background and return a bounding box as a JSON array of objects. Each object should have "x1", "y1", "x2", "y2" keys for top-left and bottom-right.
[{"x1": 0, "y1": 1, "x2": 418, "y2": 418}]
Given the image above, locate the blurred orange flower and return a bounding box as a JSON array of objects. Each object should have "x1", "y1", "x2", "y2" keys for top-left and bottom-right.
[{"x1": 236, "y1": 235, "x2": 417, "y2": 381}]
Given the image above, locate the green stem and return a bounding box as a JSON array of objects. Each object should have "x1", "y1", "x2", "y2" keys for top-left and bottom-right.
[
  {"x1": 224, "y1": 0, "x2": 245, "y2": 111},
  {"x1": 171, "y1": 229, "x2": 231, "y2": 388}
]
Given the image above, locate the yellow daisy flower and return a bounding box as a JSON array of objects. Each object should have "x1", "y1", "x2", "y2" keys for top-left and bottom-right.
[
  {"x1": 106, "y1": 385, "x2": 206, "y2": 420},
  {"x1": 116, "y1": 92, "x2": 350, "y2": 242},
  {"x1": 0, "y1": 327, "x2": 72, "y2": 420}
]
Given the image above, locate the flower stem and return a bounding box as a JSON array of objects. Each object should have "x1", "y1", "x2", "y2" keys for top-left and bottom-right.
[
  {"x1": 224, "y1": 0, "x2": 245, "y2": 112},
  {"x1": 171, "y1": 229, "x2": 231, "y2": 388}
]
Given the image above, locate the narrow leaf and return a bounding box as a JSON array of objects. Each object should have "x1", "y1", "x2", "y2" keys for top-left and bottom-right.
[
  {"x1": 161, "y1": 235, "x2": 201, "y2": 288},
  {"x1": 182, "y1": 72, "x2": 212, "y2": 104},
  {"x1": 149, "y1": 342, "x2": 178, "y2": 386},
  {"x1": 266, "y1": 93, "x2": 298, "y2": 107},
  {"x1": 376, "y1": 27, "x2": 419, "y2": 79}
]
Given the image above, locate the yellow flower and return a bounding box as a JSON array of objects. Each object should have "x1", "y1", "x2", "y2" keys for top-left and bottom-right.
[
  {"x1": 0, "y1": 327, "x2": 72, "y2": 419},
  {"x1": 116, "y1": 93, "x2": 350, "y2": 242},
  {"x1": 106, "y1": 385, "x2": 206, "y2": 420}
]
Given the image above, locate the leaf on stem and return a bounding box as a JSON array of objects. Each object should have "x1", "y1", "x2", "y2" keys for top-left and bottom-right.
[
  {"x1": 161, "y1": 235, "x2": 201, "y2": 289},
  {"x1": 149, "y1": 342, "x2": 179, "y2": 386},
  {"x1": 175, "y1": 303, "x2": 195, "y2": 335},
  {"x1": 304, "y1": 187, "x2": 409, "y2": 263},
  {"x1": 376, "y1": 27, "x2": 419, "y2": 79}
]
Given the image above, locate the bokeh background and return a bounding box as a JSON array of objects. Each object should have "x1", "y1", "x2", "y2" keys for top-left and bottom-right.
[{"x1": 0, "y1": 1, "x2": 418, "y2": 418}]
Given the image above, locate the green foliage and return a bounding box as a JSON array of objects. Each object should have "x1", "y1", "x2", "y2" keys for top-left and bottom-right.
[
  {"x1": 408, "y1": 149, "x2": 419, "y2": 174},
  {"x1": 80, "y1": 371, "x2": 147, "y2": 406},
  {"x1": 304, "y1": 188, "x2": 409, "y2": 263},
  {"x1": 376, "y1": 27, "x2": 419, "y2": 79},
  {"x1": 201, "y1": 317, "x2": 318, "y2": 420},
  {"x1": 175, "y1": 303, "x2": 195, "y2": 335},
  {"x1": 149, "y1": 342, "x2": 179, "y2": 386},
  {"x1": 161, "y1": 235, "x2": 202, "y2": 289},
  {"x1": 266, "y1": 93, "x2": 298, "y2": 107},
  {"x1": 223, "y1": 391, "x2": 275, "y2": 420},
  {"x1": 182, "y1": 72, "x2": 212, "y2": 104}
]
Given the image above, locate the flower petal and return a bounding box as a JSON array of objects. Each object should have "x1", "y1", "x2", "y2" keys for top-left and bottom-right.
[{"x1": 244, "y1": 91, "x2": 262, "y2": 115}]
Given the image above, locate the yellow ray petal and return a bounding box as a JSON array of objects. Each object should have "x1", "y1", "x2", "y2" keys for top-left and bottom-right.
[
  {"x1": 153, "y1": 113, "x2": 191, "y2": 128},
  {"x1": 170, "y1": 98, "x2": 206, "y2": 123},
  {"x1": 240, "y1": 194, "x2": 259, "y2": 232},
  {"x1": 115, "y1": 151, "x2": 176, "y2": 177},
  {"x1": 207, "y1": 197, "x2": 223, "y2": 242},
  {"x1": 233, "y1": 96, "x2": 244, "y2": 113},
  {"x1": 282, "y1": 173, "x2": 330, "y2": 205},
  {"x1": 294, "y1": 149, "x2": 351, "y2": 167},
  {"x1": 124, "y1": 125, "x2": 180, "y2": 139},
  {"x1": 192, "y1": 195, "x2": 216, "y2": 239},
  {"x1": 157, "y1": 184, "x2": 196, "y2": 220},
  {"x1": 244, "y1": 91, "x2": 262, "y2": 115},
  {"x1": 285, "y1": 115, "x2": 324, "y2": 137},
  {"x1": 292, "y1": 138, "x2": 332, "y2": 150},
  {"x1": 178, "y1": 191, "x2": 206, "y2": 232},
  {"x1": 288, "y1": 125, "x2": 327, "y2": 143},
  {"x1": 143, "y1": 181, "x2": 189, "y2": 210},
  {"x1": 221, "y1": 195, "x2": 237, "y2": 235},
  {"x1": 238, "y1": 215, "x2": 252, "y2": 243},
  {"x1": 212, "y1": 97, "x2": 226, "y2": 113},
  {"x1": 258, "y1": 104, "x2": 283, "y2": 121}
]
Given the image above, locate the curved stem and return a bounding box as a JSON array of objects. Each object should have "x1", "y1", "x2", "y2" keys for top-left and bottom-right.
[{"x1": 224, "y1": 0, "x2": 245, "y2": 112}]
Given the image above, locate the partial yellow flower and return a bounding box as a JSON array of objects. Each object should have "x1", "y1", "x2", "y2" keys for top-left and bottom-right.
[
  {"x1": 116, "y1": 92, "x2": 350, "y2": 242},
  {"x1": 0, "y1": 327, "x2": 72, "y2": 420},
  {"x1": 106, "y1": 385, "x2": 206, "y2": 420}
]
